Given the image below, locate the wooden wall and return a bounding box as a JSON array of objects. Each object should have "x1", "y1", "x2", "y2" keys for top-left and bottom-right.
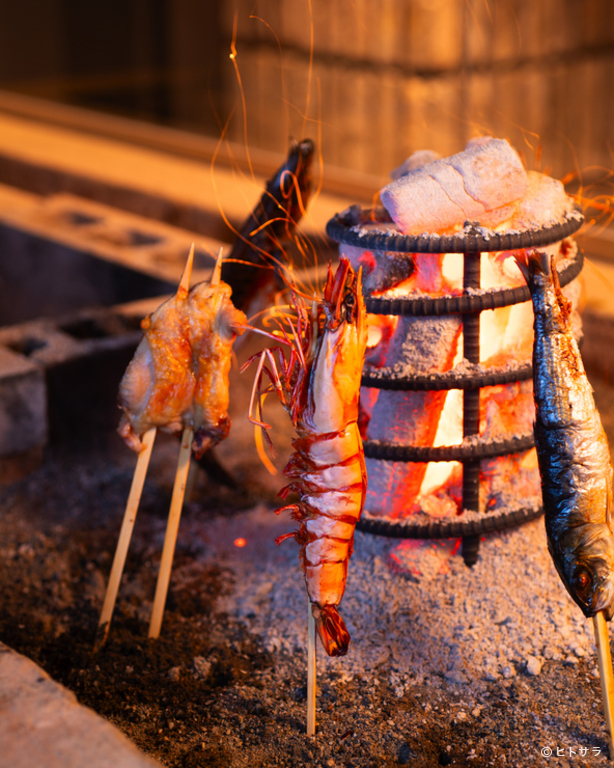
[
  {"x1": 0, "y1": 0, "x2": 612, "y2": 184},
  {"x1": 222, "y1": 0, "x2": 614, "y2": 181}
]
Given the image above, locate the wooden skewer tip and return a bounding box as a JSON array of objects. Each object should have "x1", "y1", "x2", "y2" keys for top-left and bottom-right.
[
  {"x1": 593, "y1": 611, "x2": 614, "y2": 761},
  {"x1": 307, "y1": 598, "x2": 317, "y2": 737}
]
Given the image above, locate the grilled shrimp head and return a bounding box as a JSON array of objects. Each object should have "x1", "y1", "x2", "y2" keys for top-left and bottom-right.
[
  {"x1": 300, "y1": 258, "x2": 367, "y2": 435},
  {"x1": 550, "y1": 522, "x2": 614, "y2": 620}
]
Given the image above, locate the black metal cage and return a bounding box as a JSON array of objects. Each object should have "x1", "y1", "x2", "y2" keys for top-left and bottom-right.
[{"x1": 326, "y1": 205, "x2": 585, "y2": 566}]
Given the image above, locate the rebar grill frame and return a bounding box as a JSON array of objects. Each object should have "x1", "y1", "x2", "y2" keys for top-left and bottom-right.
[{"x1": 326, "y1": 205, "x2": 585, "y2": 566}]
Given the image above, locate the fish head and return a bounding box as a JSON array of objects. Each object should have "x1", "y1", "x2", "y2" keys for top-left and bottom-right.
[{"x1": 550, "y1": 534, "x2": 614, "y2": 619}]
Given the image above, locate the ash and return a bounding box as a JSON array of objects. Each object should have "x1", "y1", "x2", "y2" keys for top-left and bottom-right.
[{"x1": 216, "y1": 508, "x2": 594, "y2": 686}]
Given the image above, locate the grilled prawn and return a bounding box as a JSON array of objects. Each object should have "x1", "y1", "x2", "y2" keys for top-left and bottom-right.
[
  {"x1": 245, "y1": 258, "x2": 367, "y2": 656},
  {"x1": 517, "y1": 249, "x2": 614, "y2": 619}
]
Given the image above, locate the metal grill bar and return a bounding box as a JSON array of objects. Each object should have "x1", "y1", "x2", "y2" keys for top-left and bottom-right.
[{"x1": 462, "y1": 248, "x2": 482, "y2": 566}]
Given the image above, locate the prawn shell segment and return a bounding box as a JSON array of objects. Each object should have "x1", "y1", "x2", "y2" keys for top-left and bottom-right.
[
  {"x1": 281, "y1": 422, "x2": 367, "y2": 610},
  {"x1": 305, "y1": 561, "x2": 349, "y2": 607}
]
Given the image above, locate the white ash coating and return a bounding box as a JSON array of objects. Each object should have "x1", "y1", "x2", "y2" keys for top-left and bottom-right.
[
  {"x1": 204, "y1": 506, "x2": 597, "y2": 687},
  {"x1": 380, "y1": 138, "x2": 527, "y2": 235}
]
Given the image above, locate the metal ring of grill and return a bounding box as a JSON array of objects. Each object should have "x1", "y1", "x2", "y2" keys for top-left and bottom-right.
[
  {"x1": 364, "y1": 432, "x2": 535, "y2": 462},
  {"x1": 326, "y1": 204, "x2": 584, "y2": 254},
  {"x1": 358, "y1": 504, "x2": 544, "y2": 540},
  {"x1": 362, "y1": 361, "x2": 533, "y2": 390},
  {"x1": 365, "y1": 250, "x2": 583, "y2": 316}
]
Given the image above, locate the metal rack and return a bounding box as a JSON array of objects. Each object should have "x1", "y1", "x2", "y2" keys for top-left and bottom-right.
[{"x1": 326, "y1": 205, "x2": 585, "y2": 565}]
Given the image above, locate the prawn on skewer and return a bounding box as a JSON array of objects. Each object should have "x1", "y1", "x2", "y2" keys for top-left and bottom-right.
[{"x1": 243, "y1": 257, "x2": 367, "y2": 657}]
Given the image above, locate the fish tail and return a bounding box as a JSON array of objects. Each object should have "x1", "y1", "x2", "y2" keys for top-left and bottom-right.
[
  {"x1": 312, "y1": 604, "x2": 350, "y2": 657},
  {"x1": 515, "y1": 249, "x2": 572, "y2": 320},
  {"x1": 514, "y1": 248, "x2": 551, "y2": 284}
]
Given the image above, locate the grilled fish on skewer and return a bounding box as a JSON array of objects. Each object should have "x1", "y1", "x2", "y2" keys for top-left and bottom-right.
[
  {"x1": 516, "y1": 249, "x2": 614, "y2": 618},
  {"x1": 244, "y1": 258, "x2": 367, "y2": 656},
  {"x1": 223, "y1": 138, "x2": 314, "y2": 310}
]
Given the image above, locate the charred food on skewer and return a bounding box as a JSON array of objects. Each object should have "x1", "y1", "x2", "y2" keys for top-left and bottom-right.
[
  {"x1": 118, "y1": 254, "x2": 246, "y2": 457},
  {"x1": 517, "y1": 249, "x2": 614, "y2": 619},
  {"x1": 223, "y1": 137, "x2": 314, "y2": 311},
  {"x1": 244, "y1": 257, "x2": 367, "y2": 656}
]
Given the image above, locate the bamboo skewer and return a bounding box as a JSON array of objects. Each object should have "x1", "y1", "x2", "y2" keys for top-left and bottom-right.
[
  {"x1": 95, "y1": 246, "x2": 197, "y2": 650},
  {"x1": 148, "y1": 426, "x2": 194, "y2": 639},
  {"x1": 95, "y1": 427, "x2": 157, "y2": 651},
  {"x1": 593, "y1": 611, "x2": 614, "y2": 759},
  {"x1": 307, "y1": 600, "x2": 317, "y2": 737}
]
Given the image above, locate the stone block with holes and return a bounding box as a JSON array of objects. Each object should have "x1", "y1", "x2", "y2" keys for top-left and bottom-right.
[
  {"x1": 0, "y1": 345, "x2": 47, "y2": 483},
  {"x1": 0, "y1": 308, "x2": 145, "y2": 455}
]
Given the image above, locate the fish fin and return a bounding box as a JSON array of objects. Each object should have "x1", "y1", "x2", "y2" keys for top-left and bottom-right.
[
  {"x1": 312, "y1": 604, "x2": 350, "y2": 657},
  {"x1": 549, "y1": 252, "x2": 572, "y2": 321}
]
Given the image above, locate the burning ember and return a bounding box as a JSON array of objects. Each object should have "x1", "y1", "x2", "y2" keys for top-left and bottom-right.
[{"x1": 327, "y1": 137, "x2": 585, "y2": 565}]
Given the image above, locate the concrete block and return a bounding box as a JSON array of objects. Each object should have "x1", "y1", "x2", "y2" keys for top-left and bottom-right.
[
  {"x1": 0, "y1": 309, "x2": 143, "y2": 450},
  {"x1": 0, "y1": 346, "x2": 46, "y2": 483},
  {"x1": 0, "y1": 641, "x2": 163, "y2": 768}
]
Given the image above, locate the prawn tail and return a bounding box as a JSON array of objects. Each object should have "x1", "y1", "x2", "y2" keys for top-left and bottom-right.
[{"x1": 312, "y1": 604, "x2": 350, "y2": 657}]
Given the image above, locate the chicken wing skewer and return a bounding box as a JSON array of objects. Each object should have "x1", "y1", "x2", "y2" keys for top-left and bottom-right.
[
  {"x1": 97, "y1": 247, "x2": 246, "y2": 647},
  {"x1": 95, "y1": 249, "x2": 195, "y2": 649}
]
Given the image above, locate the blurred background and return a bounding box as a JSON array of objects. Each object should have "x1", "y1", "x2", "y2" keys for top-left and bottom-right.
[{"x1": 0, "y1": 0, "x2": 612, "y2": 181}]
